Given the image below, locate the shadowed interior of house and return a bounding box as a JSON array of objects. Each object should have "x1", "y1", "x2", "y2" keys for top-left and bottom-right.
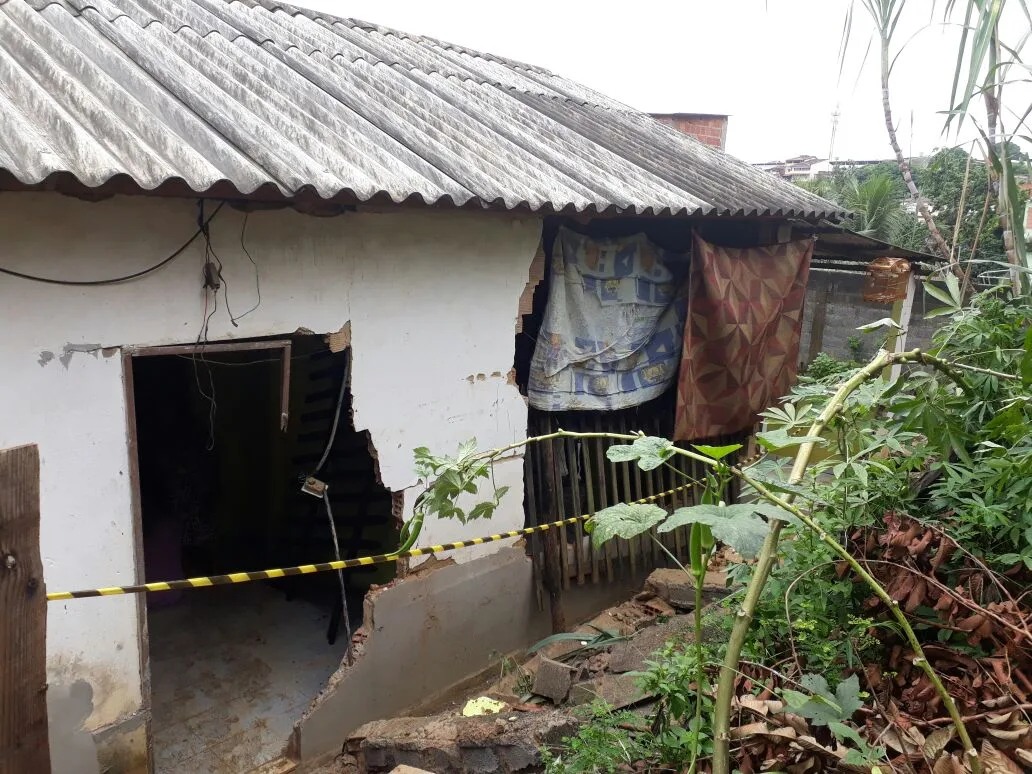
[{"x1": 132, "y1": 337, "x2": 395, "y2": 774}]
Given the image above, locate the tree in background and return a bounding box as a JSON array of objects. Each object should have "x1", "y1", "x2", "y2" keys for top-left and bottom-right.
[
  {"x1": 797, "y1": 145, "x2": 1025, "y2": 277},
  {"x1": 797, "y1": 172, "x2": 924, "y2": 247}
]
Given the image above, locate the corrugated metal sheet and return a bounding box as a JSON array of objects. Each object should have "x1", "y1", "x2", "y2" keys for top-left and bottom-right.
[{"x1": 0, "y1": 0, "x2": 846, "y2": 218}]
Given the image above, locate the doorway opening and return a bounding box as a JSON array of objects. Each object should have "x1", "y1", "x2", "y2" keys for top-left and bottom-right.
[{"x1": 131, "y1": 335, "x2": 395, "y2": 774}]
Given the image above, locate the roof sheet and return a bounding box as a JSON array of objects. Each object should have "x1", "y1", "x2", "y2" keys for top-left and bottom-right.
[{"x1": 0, "y1": 0, "x2": 846, "y2": 218}]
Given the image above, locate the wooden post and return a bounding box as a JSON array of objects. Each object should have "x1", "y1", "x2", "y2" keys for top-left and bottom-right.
[
  {"x1": 806, "y1": 283, "x2": 831, "y2": 363},
  {"x1": 540, "y1": 441, "x2": 567, "y2": 634},
  {"x1": 0, "y1": 444, "x2": 50, "y2": 774},
  {"x1": 888, "y1": 270, "x2": 918, "y2": 382}
]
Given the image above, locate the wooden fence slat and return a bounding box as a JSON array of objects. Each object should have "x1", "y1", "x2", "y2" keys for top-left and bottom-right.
[
  {"x1": 565, "y1": 437, "x2": 587, "y2": 585},
  {"x1": 0, "y1": 444, "x2": 50, "y2": 774},
  {"x1": 523, "y1": 438, "x2": 544, "y2": 612},
  {"x1": 590, "y1": 426, "x2": 615, "y2": 581},
  {"x1": 540, "y1": 434, "x2": 568, "y2": 632},
  {"x1": 581, "y1": 441, "x2": 601, "y2": 584}
]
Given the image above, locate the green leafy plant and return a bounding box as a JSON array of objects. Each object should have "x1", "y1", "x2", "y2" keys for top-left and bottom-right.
[
  {"x1": 780, "y1": 674, "x2": 863, "y2": 726},
  {"x1": 804, "y1": 351, "x2": 855, "y2": 380},
  {"x1": 541, "y1": 701, "x2": 650, "y2": 774},
  {"x1": 847, "y1": 335, "x2": 865, "y2": 361}
]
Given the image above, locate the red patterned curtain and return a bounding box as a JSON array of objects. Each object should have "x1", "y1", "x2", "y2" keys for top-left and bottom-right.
[{"x1": 674, "y1": 234, "x2": 814, "y2": 441}]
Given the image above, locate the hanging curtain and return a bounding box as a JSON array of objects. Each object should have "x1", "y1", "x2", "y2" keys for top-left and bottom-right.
[
  {"x1": 528, "y1": 228, "x2": 689, "y2": 411},
  {"x1": 674, "y1": 234, "x2": 813, "y2": 440}
]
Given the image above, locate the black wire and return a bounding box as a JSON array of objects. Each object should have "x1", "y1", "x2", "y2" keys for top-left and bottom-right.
[
  {"x1": 193, "y1": 269, "x2": 220, "y2": 452},
  {"x1": 0, "y1": 200, "x2": 226, "y2": 286},
  {"x1": 233, "y1": 211, "x2": 262, "y2": 322}
]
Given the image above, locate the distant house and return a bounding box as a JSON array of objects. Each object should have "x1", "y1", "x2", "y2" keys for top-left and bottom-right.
[
  {"x1": 0, "y1": 1, "x2": 872, "y2": 773},
  {"x1": 755, "y1": 155, "x2": 834, "y2": 181}
]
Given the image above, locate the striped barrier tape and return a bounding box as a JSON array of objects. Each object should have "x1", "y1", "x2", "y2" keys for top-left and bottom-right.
[{"x1": 47, "y1": 482, "x2": 695, "y2": 601}]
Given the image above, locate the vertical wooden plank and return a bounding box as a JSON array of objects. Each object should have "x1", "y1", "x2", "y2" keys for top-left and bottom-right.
[
  {"x1": 599, "y1": 416, "x2": 624, "y2": 578},
  {"x1": 539, "y1": 429, "x2": 567, "y2": 633},
  {"x1": 627, "y1": 412, "x2": 653, "y2": 569},
  {"x1": 806, "y1": 283, "x2": 830, "y2": 363},
  {"x1": 565, "y1": 436, "x2": 586, "y2": 585},
  {"x1": 122, "y1": 351, "x2": 155, "y2": 773},
  {"x1": 617, "y1": 414, "x2": 638, "y2": 576},
  {"x1": 591, "y1": 429, "x2": 614, "y2": 581},
  {"x1": 544, "y1": 417, "x2": 571, "y2": 590},
  {"x1": 0, "y1": 444, "x2": 50, "y2": 774},
  {"x1": 581, "y1": 439, "x2": 601, "y2": 584},
  {"x1": 523, "y1": 434, "x2": 544, "y2": 612}
]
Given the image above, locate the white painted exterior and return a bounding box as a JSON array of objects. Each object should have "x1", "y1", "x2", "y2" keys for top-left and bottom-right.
[{"x1": 0, "y1": 192, "x2": 540, "y2": 734}]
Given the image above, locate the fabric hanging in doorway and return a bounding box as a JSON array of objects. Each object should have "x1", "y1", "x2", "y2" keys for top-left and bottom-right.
[
  {"x1": 528, "y1": 228, "x2": 689, "y2": 411},
  {"x1": 673, "y1": 234, "x2": 813, "y2": 440}
]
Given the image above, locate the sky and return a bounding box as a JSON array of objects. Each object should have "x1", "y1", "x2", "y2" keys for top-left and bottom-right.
[{"x1": 293, "y1": 0, "x2": 1030, "y2": 164}]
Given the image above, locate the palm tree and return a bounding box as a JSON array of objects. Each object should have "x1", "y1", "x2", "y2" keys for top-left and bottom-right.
[{"x1": 797, "y1": 173, "x2": 907, "y2": 243}]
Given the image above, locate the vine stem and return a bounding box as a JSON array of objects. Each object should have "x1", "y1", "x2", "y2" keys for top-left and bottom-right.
[
  {"x1": 736, "y1": 472, "x2": 981, "y2": 774},
  {"x1": 707, "y1": 350, "x2": 896, "y2": 774}
]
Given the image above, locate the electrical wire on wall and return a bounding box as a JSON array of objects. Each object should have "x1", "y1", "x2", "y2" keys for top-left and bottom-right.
[
  {"x1": 194, "y1": 200, "x2": 222, "y2": 451},
  {"x1": 190, "y1": 201, "x2": 265, "y2": 448},
  {"x1": 300, "y1": 352, "x2": 354, "y2": 664},
  {"x1": 0, "y1": 200, "x2": 225, "y2": 285}
]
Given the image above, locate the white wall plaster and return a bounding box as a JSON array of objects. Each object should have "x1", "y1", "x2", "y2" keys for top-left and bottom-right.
[{"x1": 0, "y1": 192, "x2": 540, "y2": 733}]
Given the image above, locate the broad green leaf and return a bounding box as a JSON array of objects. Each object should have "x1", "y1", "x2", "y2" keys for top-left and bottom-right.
[
  {"x1": 855, "y1": 317, "x2": 902, "y2": 332},
  {"x1": 756, "y1": 428, "x2": 825, "y2": 451},
  {"x1": 587, "y1": 503, "x2": 667, "y2": 548},
  {"x1": 829, "y1": 721, "x2": 866, "y2": 750},
  {"x1": 781, "y1": 689, "x2": 812, "y2": 710},
  {"x1": 782, "y1": 674, "x2": 862, "y2": 726},
  {"x1": 924, "y1": 281, "x2": 957, "y2": 308},
  {"x1": 606, "y1": 436, "x2": 676, "y2": 471},
  {"x1": 692, "y1": 443, "x2": 742, "y2": 461},
  {"x1": 749, "y1": 502, "x2": 799, "y2": 523},
  {"x1": 945, "y1": 272, "x2": 961, "y2": 304},
  {"x1": 658, "y1": 504, "x2": 770, "y2": 559}
]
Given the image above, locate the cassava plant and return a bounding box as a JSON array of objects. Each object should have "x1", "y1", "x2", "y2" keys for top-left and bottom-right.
[{"x1": 406, "y1": 291, "x2": 1032, "y2": 774}]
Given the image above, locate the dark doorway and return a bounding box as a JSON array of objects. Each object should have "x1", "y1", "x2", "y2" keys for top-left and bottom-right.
[{"x1": 131, "y1": 336, "x2": 395, "y2": 774}]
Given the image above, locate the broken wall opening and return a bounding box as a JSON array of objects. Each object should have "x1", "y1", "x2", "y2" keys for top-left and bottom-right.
[{"x1": 131, "y1": 334, "x2": 395, "y2": 774}]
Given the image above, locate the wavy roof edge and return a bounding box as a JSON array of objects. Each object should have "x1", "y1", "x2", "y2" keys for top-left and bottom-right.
[{"x1": 0, "y1": 0, "x2": 848, "y2": 220}]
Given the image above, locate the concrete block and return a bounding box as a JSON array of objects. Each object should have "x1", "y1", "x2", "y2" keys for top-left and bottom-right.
[
  {"x1": 531, "y1": 657, "x2": 574, "y2": 703},
  {"x1": 644, "y1": 569, "x2": 728, "y2": 611},
  {"x1": 569, "y1": 674, "x2": 653, "y2": 710}
]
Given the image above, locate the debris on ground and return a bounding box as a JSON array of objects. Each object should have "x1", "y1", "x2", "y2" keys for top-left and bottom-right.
[{"x1": 337, "y1": 569, "x2": 733, "y2": 773}]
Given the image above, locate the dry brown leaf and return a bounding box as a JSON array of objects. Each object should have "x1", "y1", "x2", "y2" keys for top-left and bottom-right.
[
  {"x1": 984, "y1": 712, "x2": 1014, "y2": 726},
  {"x1": 986, "y1": 727, "x2": 1028, "y2": 742},
  {"x1": 923, "y1": 726, "x2": 956, "y2": 759},
  {"x1": 932, "y1": 752, "x2": 967, "y2": 774},
  {"x1": 905, "y1": 578, "x2": 928, "y2": 612},
  {"x1": 738, "y1": 696, "x2": 770, "y2": 716},
  {"x1": 1013, "y1": 748, "x2": 1032, "y2": 766},
  {"x1": 731, "y1": 722, "x2": 770, "y2": 739},
  {"x1": 780, "y1": 713, "x2": 809, "y2": 736},
  {"x1": 981, "y1": 740, "x2": 1023, "y2": 774},
  {"x1": 983, "y1": 695, "x2": 1016, "y2": 708}
]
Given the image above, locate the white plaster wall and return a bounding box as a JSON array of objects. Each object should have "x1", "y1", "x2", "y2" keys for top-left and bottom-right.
[{"x1": 0, "y1": 192, "x2": 540, "y2": 731}]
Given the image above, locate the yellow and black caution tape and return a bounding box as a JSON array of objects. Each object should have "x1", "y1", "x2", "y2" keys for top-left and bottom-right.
[{"x1": 47, "y1": 483, "x2": 693, "y2": 602}]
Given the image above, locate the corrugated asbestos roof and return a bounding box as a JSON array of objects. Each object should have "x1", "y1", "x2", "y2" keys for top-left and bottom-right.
[{"x1": 0, "y1": 0, "x2": 846, "y2": 218}]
